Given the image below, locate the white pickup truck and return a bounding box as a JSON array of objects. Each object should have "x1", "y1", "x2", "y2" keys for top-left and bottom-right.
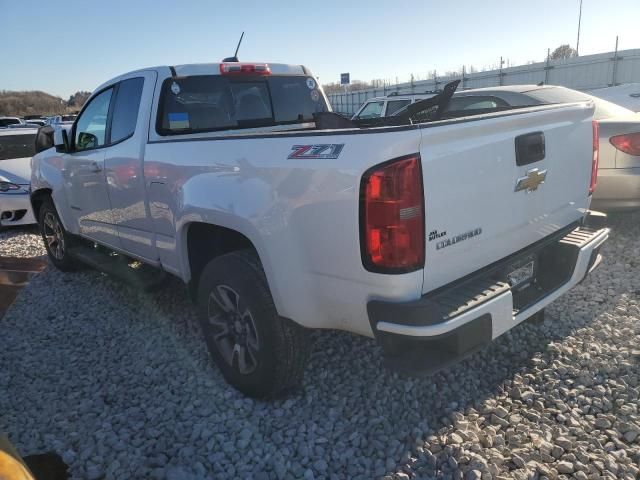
[{"x1": 31, "y1": 62, "x2": 608, "y2": 397}]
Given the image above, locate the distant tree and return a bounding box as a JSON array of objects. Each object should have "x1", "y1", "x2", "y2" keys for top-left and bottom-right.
[
  {"x1": 67, "y1": 91, "x2": 91, "y2": 109},
  {"x1": 550, "y1": 44, "x2": 578, "y2": 60}
]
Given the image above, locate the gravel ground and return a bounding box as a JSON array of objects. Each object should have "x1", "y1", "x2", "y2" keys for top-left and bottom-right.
[
  {"x1": 1, "y1": 214, "x2": 639, "y2": 480},
  {"x1": 0, "y1": 225, "x2": 46, "y2": 258}
]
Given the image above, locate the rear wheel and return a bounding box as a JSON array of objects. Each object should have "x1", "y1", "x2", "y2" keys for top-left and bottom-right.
[
  {"x1": 38, "y1": 198, "x2": 79, "y2": 272},
  {"x1": 197, "y1": 249, "x2": 310, "y2": 398}
]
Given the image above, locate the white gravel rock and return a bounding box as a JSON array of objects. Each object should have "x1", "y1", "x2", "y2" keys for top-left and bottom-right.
[
  {"x1": 1, "y1": 213, "x2": 639, "y2": 479},
  {"x1": 0, "y1": 226, "x2": 46, "y2": 258}
]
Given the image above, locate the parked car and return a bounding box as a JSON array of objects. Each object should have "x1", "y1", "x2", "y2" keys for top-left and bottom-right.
[
  {"x1": 31, "y1": 62, "x2": 607, "y2": 397},
  {"x1": 0, "y1": 117, "x2": 24, "y2": 128},
  {"x1": 24, "y1": 119, "x2": 46, "y2": 127},
  {"x1": 588, "y1": 83, "x2": 640, "y2": 113},
  {"x1": 427, "y1": 85, "x2": 640, "y2": 211},
  {"x1": 0, "y1": 127, "x2": 38, "y2": 227},
  {"x1": 351, "y1": 91, "x2": 439, "y2": 120}
]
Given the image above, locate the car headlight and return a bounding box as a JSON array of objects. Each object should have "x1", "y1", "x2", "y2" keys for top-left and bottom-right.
[{"x1": 0, "y1": 181, "x2": 21, "y2": 192}]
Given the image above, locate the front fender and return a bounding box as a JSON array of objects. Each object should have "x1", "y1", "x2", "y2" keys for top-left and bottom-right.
[{"x1": 30, "y1": 149, "x2": 77, "y2": 234}]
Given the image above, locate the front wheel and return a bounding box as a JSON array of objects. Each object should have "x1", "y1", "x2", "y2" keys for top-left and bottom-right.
[
  {"x1": 38, "y1": 198, "x2": 79, "y2": 272},
  {"x1": 197, "y1": 249, "x2": 310, "y2": 398}
]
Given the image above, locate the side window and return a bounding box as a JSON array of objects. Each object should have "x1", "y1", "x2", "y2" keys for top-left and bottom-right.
[
  {"x1": 356, "y1": 101, "x2": 384, "y2": 119},
  {"x1": 447, "y1": 96, "x2": 509, "y2": 112},
  {"x1": 110, "y1": 77, "x2": 145, "y2": 143},
  {"x1": 74, "y1": 88, "x2": 113, "y2": 151},
  {"x1": 385, "y1": 100, "x2": 411, "y2": 116}
]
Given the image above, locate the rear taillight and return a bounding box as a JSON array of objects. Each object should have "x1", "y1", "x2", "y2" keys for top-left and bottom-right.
[
  {"x1": 610, "y1": 132, "x2": 640, "y2": 156},
  {"x1": 360, "y1": 155, "x2": 425, "y2": 272},
  {"x1": 219, "y1": 63, "x2": 271, "y2": 75},
  {"x1": 590, "y1": 120, "x2": 599, "y2": 195}
]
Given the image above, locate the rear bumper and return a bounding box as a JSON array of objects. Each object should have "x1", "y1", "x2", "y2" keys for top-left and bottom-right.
[
  {"x1": 367, "y1": 212, "x2": 609, "y2": 375},
  {"x1": 0, "y1": 191, "x2": 36, "y2": 227},
  {"x1": 591, "y1": 167, "x2": 640, "y2": 211}
]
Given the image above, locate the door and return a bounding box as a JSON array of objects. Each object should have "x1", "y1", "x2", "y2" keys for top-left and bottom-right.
[
  {"x1": 64, "y1": 87, "x2": 121, "y2": 247},
  {"x1": 103, "y1": 72, "x2": 159, "y2": 262}
]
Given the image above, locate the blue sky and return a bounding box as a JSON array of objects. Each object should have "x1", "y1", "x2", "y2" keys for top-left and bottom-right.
[{"x1": 1, "y1": 0, "x2": 639, "y2": 99}]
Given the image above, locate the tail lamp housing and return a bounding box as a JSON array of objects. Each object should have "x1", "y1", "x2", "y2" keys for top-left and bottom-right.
[
  {"x1": 589, "y1": 120, "x2": 599, "y2": 195},
  {"x1": 610, "y1": 131, "x2": 640, "y2": 156},
  {"x1": 360, "y1": 155, "x2": 425, "y2": 273}
]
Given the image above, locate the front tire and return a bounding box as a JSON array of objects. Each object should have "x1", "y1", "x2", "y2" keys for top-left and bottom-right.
[
  {"x1": 38, "y1": 198, "x2": 79, "y2": 272},
  {"x1": 197, "y1": 249, "x2": 310, "y2": 398}
]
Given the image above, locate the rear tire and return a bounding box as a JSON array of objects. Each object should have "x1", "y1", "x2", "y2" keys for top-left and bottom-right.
[
  {"x1": 197, "y1": 249, "x2": 310, "y2": 398},
  {"x1": 38, "y1": 198, "x2": 80, "y2": 272}
]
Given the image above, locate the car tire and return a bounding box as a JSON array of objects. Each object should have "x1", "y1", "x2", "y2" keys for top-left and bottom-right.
[
  {"x1": 38, "y1": 198, "x2": 80, "y2": 272},
  {"x1": 197, "y1": 249, "x2": 310, "y2": 398}
]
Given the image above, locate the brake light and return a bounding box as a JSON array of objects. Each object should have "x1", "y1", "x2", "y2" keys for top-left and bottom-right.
[
  {"x1": 589, "y1": 121, "x2": 599, "y2": 194},
  {"x1": 361, "y1": 155, "x2": 425, "y2": 272},
  {"x1": 219, "y1": 63, "x2": 271, "y2": 75},
  {"x1": 610, "y1": 132, "x2": 640, "y2": 156}
]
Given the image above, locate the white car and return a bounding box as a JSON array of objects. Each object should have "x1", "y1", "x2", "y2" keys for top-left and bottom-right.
[
  {"x1": 0, "y1": 117, "x2": 24, "y2": 128},
  {"x1": 31, "y1": 63, "x2": 607, "y2": 397},
  {"x1": 588, "y1": 83, "x2": 640, "y2": 113},
  {"x1": 0, "y1": 128, "x2": 37, "y2": 227},
  {"x1": 351, "y1": 92, "x2": 439, "y2": 120}
]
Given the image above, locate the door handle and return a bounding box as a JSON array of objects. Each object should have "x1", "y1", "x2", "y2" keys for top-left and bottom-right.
[{"x1": 90, "y1": 162, "x2": 103, "y2": 173}]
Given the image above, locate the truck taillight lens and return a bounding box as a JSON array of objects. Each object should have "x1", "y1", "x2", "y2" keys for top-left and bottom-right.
[
  {"x1": 219, "y1": 63, "x2": 271, "y2": 75},
  {"x1": 590, "y1": 120, "x2": 599, "y2": 195},
  {"x1": 360, "y1": 155, "x2": 425, "y2": 272},
  {"x1": 610, "y1": 131, "x2": 640, "y2": 156}
]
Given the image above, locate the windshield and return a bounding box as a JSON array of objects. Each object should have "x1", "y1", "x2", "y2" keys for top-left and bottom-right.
[
  {"x1": 525, "y1": 87, "x2": 634, "y2": 120},
  {"x1": 157, "y1": 75, "x2": 328, "y2": 135},
  {"x1": 0, "y1": 134, "x2": 36, "y2": 161}
]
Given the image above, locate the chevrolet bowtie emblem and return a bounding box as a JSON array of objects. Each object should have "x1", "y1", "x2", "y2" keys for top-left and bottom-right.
[{"x1": 515, "y1": 168, "x2": 547, "y2": 193}]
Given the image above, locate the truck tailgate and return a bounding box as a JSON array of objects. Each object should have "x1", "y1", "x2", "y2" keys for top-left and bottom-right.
[{"x1": 420, "y1": 103, "x2": 595, "y2": 294}]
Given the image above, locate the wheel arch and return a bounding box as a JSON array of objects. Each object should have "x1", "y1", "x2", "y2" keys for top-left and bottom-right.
[
  {"x1": 180, "y1": 221, "x2": 282, "y2": 313},
  {"x1": 30, "y1": 187, "x2": 53, "y2": 222}
]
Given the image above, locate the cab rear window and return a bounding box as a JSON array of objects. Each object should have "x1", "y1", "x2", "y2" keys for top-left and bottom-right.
[{"x1": 157, "y1": 74, "x2": 328, "y2": 135}]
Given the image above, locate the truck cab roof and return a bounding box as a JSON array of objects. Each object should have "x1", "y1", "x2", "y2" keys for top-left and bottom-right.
[{"x1": 94, "y1": 63, "x2": 311, "y2": 94}]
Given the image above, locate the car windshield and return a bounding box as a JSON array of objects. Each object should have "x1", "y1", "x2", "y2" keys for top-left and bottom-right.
[
  {"x1": 524, "y1": 87, "x2": 634, "y2": 120},
  {"x1": 157, "y1": 74, "x2": 328, "y2": 135},
  {"x1": 0, "y1": 133, "x2": 37, "y2": 161},
  {"x1": 0, "y1": 118, "x2": 22, "y2": 128}
]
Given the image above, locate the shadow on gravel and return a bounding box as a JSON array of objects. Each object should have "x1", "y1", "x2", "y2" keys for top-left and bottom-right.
[{"x1": 1, "y1": 212, "x2": 637, "y2": 479}]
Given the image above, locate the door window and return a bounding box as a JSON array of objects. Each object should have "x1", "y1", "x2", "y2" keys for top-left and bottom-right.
[
  {"x1": 110, "y1": 78, "x2": 145, "y2": 143},
  {"x1": 356, "y1": 101, "x2": 384, "y2": 119},
  {"x1": 74, "y1": 88, "x2": 113, "y2": 151},
  {"x1": 385, "y1": 100, "x2": 411, "y2": 116}
]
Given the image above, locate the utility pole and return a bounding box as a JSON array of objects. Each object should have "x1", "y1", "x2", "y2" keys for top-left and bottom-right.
[{"x1": 576, "y1": 0, "x2": 583, "y2": 56}]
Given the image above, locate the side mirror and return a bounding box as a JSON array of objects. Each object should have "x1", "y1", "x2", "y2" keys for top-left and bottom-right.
[
  {"x1": 53, "y1": 126, "x2": 71, "y2": 153},
  {"x1": 77, "y1": 132, "x2": 97, "y2": 150},
  {"x1": 35, "y1": 125, "x2": 55, "y2": 154}
]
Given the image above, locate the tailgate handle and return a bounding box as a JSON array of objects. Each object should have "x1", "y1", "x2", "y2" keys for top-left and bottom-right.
[{"x1": 515, "y1": 132, "x2": 545, "y2": 166}]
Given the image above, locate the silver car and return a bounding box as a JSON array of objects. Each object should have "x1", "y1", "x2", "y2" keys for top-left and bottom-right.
[
  {"x1": 445, "y1": 85, "x2": 640, "y2": 211},
  {"x1": 0, "y1": 127, "x2": 38, "y2": 227}
]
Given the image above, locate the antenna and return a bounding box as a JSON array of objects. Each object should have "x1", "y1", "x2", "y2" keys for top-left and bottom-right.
[{"x1": 223, "y1": 32, "x2": 244, "y2": 62}]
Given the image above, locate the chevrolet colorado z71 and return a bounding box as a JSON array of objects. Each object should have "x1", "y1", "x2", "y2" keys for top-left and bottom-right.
[{"x1": 31, "y1": 62, "x2": 608, "y2": 397}]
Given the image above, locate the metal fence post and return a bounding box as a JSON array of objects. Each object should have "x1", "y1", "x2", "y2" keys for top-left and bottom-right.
[
  {"x1": 545, "y1": 48, "x2": 551, "y2": 84},
  {"x1": 611, "y1": 36, "x2": 619, "y2": 86}
]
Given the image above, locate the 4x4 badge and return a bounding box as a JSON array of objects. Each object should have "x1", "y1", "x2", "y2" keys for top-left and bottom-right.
[{"x1": 515, "y1": 168, "x2": 547, "y2": 193}]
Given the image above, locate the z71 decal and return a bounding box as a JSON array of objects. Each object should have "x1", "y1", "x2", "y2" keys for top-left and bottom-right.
[{"x1": 288, "y1": 144, "x2": 345, "y2": 159}]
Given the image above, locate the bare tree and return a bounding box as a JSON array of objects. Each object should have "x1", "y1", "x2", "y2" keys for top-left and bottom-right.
[{"x1": 550, "y1": 44, "x2": 578, "y2": 60}]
